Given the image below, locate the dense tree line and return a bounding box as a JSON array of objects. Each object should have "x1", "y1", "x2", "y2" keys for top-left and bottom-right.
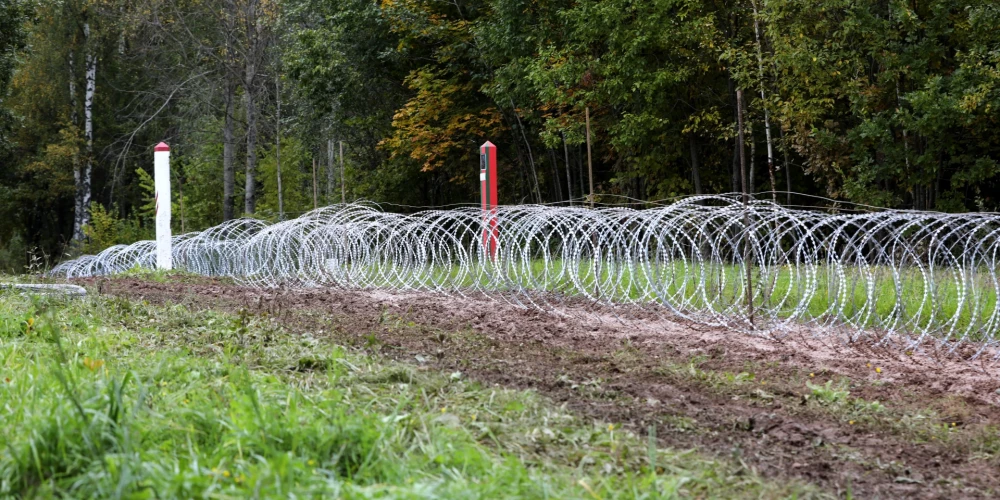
[{"x1": 0, "y1": 0, "x2": 997, "y2": 269}]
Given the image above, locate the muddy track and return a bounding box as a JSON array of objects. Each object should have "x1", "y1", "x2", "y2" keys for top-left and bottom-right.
[{"x1": 80, "y1": 277, "x2": 1000, "y2": 498}]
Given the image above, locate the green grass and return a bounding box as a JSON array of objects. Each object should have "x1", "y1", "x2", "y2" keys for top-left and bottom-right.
[
  {"x1": 135, "y1": 249, "x2": 998, "y2": 340},
  {"x1": 325, "y1": 258, "x2": 999, "y2": 339},
  {"x1": 101, "y1": 253, "x2": 1000, "y2": 345},
  {"x1": 0, "y1": 288, "x2": 818, "y2": 498}
]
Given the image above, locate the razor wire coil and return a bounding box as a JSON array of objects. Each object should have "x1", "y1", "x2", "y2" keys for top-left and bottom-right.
[{"x1": 50, "y1": 195, "x2": 1000, "y2": 358}]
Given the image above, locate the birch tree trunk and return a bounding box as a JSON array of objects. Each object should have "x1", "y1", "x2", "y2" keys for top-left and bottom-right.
[
  {"x1": 80, "y1": 20, "x2": 96, "y2": 236},
  {"x1": 69, "y1": 51, "x2": 83, "y2": 241}
]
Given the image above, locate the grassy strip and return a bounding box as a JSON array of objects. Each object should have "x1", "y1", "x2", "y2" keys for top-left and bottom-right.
[
  {"x1": 0, "y1": 289, "x2": 818, "y2": 498},
  {"x1": 239, "y1": 258, "x2": 1000, "y2": 339}
]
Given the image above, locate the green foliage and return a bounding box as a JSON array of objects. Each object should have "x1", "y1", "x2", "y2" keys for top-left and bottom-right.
[
  {"x1": 176, "y1": 136, "x2": 228, "y2": 232},
  {"x1": 3, "y1": 0, "x2": 1000, "y2": 262},
  {"x1": 762, "y1": 0, "x2": 1000, "y2": 209},
  {"x1": 257, "y1": 136, "x2": 313, "y2": 218},
  {"x1": 0, "y1": 0, "x2": 26, "y2": 151},
  {"x1": 135, "y1": 166, "x2": 185, "y2": 231},
  {"x1": 135, "y1": 167, "x2": 156, "y2": 220},
  {"x1": 286, "y1": 0, "x2": 416, "y2": 202},
  {"x1": 805, "y1": 379, "x2": 886, "y2": 421},
  {"x1": 81, "y1": 203, "x2": 149, "y2": 255},
  {"x1": 288, "y1": 0, "x2": 1000, "y2": 208},
  {"x1": 807, "y1": 379, "x2": 850, "y2": 404}
]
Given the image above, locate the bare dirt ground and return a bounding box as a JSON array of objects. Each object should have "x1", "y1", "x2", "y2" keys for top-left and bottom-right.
[{"x1": 76, "y1": 276, "x2": 1000, "y2": 498}]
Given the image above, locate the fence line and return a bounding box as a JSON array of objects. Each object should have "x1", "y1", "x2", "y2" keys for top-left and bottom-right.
[{"x1": 51, "y1": 195, "x2": 1000, "y2": 358}]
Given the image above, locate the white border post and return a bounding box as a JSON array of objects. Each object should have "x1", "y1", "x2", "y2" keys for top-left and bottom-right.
[{"x1": 154, "y1": 142, "x2": 172, "y2": 270}]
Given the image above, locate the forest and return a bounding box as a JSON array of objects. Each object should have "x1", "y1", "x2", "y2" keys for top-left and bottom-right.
[{"x1": 0, "y1": 0, "x2": 997, "y2": 269}]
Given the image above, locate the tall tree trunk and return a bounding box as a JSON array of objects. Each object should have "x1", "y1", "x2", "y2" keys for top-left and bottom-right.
[
  {"x1": 69, "y1": 51, "x2": 83, "y2": 241},
  {"x1": 179, "y1": 175, "x2": 185, "y2": 232},
  {"x1": 729, "y1": 76, "x2": 740, "y2": 193},
  {"x1": 934, "y1": 161, "x2": 941, "y2": 210},
  {"x1": 223, "y1": 76, "x2": 236, "y2": 220},
  {"x1": 275, "y1": 75, "x2": 283, "y2": 219},
  {"x1": 749, "y1": 123, "x2": 756, "y2": 194},
  {"x1": 547, "y1": 149, "x2": 562, "y2": 202},
  {"x1": 562, "y1": 131, "x2": 573, "y2": 205},
  {"x1": 69, "y1": 51, "x2": 78, "y2": 128},
  {"x1": 737, "y1": 88, "x2": 753, "y2": 324},
  {"x1": 731, "y1": 131, "x2": 740, "y2": 193},
  {"x1": 509, "y1": 97, "x2": 541, "y2": 203},
  {"x1": 738, "y1": 90, "x2": 748, "y2": 197},
  {"x1": 244, "y1": 79, "x2": 257, "y2": 214},
  {"x1": 890, "y1": 4, "x2": 912, "y2": 207},
  {"x1": 689, "y1": 134, "x2": 702, "y2": 195},
  {"x1": 779, "y1": 125, "x2": 791, "y2": 205},
  {"x1": 80, "y1": 21, "x2": 96, "y2": 236},
  {"x1": 585, "y1": 107, "x2": 594, "y2": 207},
  {"x1": 339, "y1": 141, "x2": 345, "y2": 204},
  {"x1": 752, "y1": 1, "x2": 776, "y2": 202},
  {"x1": 506, "y1": 121, "x2": 529, "y2": 202},
  {"x1": 896, "y1": 79, "x2": 911, "y2": 197},
  {"x1": 327, "y1": 138, "x2": 334, "y2": 204},
  {"x1": 768, "y1": 151, "x2": 777, "y2": 203},
  {"x1": 242, "y1": 0, "x2": 262, "y2": 215}
]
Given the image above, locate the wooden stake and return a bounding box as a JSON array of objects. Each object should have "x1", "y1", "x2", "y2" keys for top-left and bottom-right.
[
  {"x1": 586, "y1": 107, "x2": 594, "y2": 208},
  {"x1": 312, "y1": 157, "x2": 318, "y2": 210}
]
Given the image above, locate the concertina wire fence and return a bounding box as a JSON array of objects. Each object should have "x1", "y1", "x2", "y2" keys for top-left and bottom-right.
[{"x1": 49, "y1": 195, "x2": 1000, "y2": 358}]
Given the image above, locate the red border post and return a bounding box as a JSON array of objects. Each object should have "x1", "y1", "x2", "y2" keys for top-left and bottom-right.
[{"x1": 480, "y1": 141, "x2": 498, "y2": 259}]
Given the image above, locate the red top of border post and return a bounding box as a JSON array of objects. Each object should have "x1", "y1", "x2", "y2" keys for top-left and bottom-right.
[
  {"x1": 154, "y1": 142, "x2": 170, "y2": 152},
  {"x1": 480, "y1": 140, "x2": 495, "y2": 153}
]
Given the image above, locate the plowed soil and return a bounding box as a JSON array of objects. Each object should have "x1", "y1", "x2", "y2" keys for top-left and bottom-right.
[{"x1": 76, "y1": 276, "x2": 1000, "y2": 498}]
